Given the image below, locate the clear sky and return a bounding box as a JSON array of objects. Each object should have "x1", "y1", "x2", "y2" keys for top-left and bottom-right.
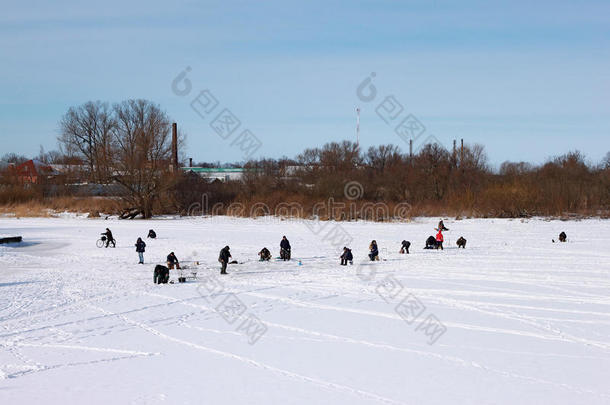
[{"x1": 1, "y1": 0, "x2": 609, "y2": 166}]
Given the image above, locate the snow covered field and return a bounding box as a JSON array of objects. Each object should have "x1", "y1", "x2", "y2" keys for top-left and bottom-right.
[{"x1": 1, "y1": 216, "x2": 609, "y2": 404}]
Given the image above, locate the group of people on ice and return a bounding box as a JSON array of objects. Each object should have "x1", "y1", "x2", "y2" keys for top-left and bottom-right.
[
  {"x1": 218, "y1": 235, "x2": 292, "y2": 276},
  {"x1": 422, "y1": 220, "x2": 448, "y2": 250},
  {"x1": 103, "y1": 219, "x2": 474, "y2": 282},
  {"x1": 257, "y1": 236, "x2": 291, "y2": 263},
  {"x1": 153, "y1": 252, "x2": 182, "y2": 284},
  {"x1": 133, "y1": 229, "x2": 158, "y2": 264},
  {"x1": 339, "y1": 219, "x2": 460, "y2": 265},
  {"x1": 100, "y1": 218, "x2": 572, "y2": 284}
]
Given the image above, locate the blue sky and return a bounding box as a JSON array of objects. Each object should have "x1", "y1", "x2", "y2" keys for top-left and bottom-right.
[{"x1": 1, "y1": 0, "x2": 609, "y2": 166}]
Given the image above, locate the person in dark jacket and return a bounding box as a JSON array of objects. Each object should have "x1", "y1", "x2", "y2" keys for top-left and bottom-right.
[
  {"x1": 219, "y1": 246, "x2": 231, "y2": 274},
  {"x1": 166, "y1": 252, "x2": 180, "y2": 269},
  {"x1": 147, "y1": 229, "x2": 157, "y2": 239},
  {"x1": 437, "y1": 219, "x2": 449, "y2": 231},
  {"x1": 154, "y1": 264, "x2": 169, "y2": 284},
  {"x1": 424, "y1": 236, "x2": 437, "y2": 249},
  {"x1": 369, "y1": 240, "x2": 379, "y2": 261},
  {"x1": 558, "y1": 232, "x2": 567, "y2": 242},
  {"x1": 280, "y1": 236, "x2": 291, "y2": 261},
  {"x1": 456, "y1": 236, "x2": 467, "y2": 248},
  {"x1": 259, "y1": 247, "x2": 271, "y2": 261},
  {"x1": 400, "y1": 240, "x2": 410, "y2": 254},
  {"x1": 135, "y1": 237, "x2": 146, "y2": 264},
  {"x1": 340, "y1": 247, "x2": 353, "y2": 265},
  {"x1": 101, "y1": 228, "x2": 115, "y2": 248}
]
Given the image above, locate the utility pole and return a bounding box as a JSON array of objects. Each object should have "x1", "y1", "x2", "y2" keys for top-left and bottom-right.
[
  {"x1": 172, "y1": 123, "x2": 178, "y2": 170},
  {"x1": 355, "y1": 107, "x2": 361, "y2": 148},
  {"x1": 460, "y1": 138, "x2": 464, "y2": 169}
]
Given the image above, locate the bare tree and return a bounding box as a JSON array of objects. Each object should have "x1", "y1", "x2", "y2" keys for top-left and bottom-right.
[
  {"x1": 601, "y1": 151, "x2": 610, "y2": 170},
  {"x1": 414, "y1": 143, "x2": 452, "y2": 200},
  {"x1": 366, "y1": 144, "x2": 401, "y2": 173},
  {"x1": 36, "y1": 146, "x2": 63, "y2": 164},
  {"x1": 1, "y1": 153, "x2": 28, "y2": 164},
  {"x1": 499, "y1": 161, "x2": 533, "y2": 177},
  {"x1": 111, "y1": 99, "x2": 176, "y2": 218},
  {"x1": 58, "y1": 101, "x2": 115, "y2": 182},
  {"x1": 459, "y1": 143, "x2": 488, "y2": 172}
]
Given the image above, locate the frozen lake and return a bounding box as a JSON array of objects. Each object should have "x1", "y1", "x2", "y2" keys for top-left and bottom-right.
[{"x1": 1, "y1": 216, "x2": 609, "y2": 404}]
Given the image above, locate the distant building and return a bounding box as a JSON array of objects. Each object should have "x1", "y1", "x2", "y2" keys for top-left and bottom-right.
[
  {"x1": 50, "y1": 164, "x2": 85, "y2": 174},
  {"x1": 181, "y1": 167, "x2": 246, "y2": 182},
  {"x1": 13, "y1": 160, "x2": 59, "y2": 184}
]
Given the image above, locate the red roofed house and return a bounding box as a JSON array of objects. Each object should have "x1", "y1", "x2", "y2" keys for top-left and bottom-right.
[{"x1": 13, "y1": 160, "x2": 59, "y2": 184}]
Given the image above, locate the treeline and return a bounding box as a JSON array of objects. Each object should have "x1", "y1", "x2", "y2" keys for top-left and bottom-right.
[
  {"x1": 2, "y1": 97, "x2": 610, "y2": 219},
  {"x1": 1, "y1": 99, "x2": 183, "y2": 218},
  {"x1": 173, "y1": 141, "x2": 610, "y2": 219}
]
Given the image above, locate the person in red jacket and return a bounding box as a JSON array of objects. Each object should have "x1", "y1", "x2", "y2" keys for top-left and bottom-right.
[{"x1": 435, "y1": 230, "x2": 444, "y2": 250}]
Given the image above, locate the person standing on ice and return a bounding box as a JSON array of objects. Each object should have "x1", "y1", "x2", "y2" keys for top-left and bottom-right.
[
  {"x1": 219, "y1": 246, "x2": 231, "y2": 274},
  {"x1": 435, "y1": 230, "x2": 444, "y2": 250},
  {"x1": 101, "y1": 228, "x2": 115, "y2": 248},
  {"x1": 437, "y1": 219, "x2": 449, "y2": 231},
  {"x1": 280, "y1": 236, "x2": 291, "y2": 261},
  {"x1": 135, "y1": 237, "x2": 146, "y2": 264}
]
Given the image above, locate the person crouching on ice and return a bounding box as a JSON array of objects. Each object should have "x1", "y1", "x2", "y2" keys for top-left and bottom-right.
[
  {"x1": 259, "y1": 247, "x2": 271, "y2": 261},
  {"x1": 369, "y1": 240, "x2": 379, "y2": 261},
  {"x1": 400, "y1": 240, "x2": 410, "y2": 254},
  {"x1": 435, "y1": 230, "x2": 444, "y2": 250},
  {"x1": 456, "y1": 236, "x2": 467, "y2": 248},
  {"x1": 219, "y1": 246, "x2": 231, "y2": 274},
  {"x1": 154, "y1": 265, "x2": 169, "y2": 284},
  {"x1": 167, "y1": 252, "x2": 181, "y2": 269},
  {"x1": 340, "y1": 247, "x2": 353, "y2": 265}
]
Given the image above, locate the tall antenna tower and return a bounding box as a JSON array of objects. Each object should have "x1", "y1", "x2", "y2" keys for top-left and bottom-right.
[{"x1": 356, "y1": 107, "x2": 360, "y2": 147}]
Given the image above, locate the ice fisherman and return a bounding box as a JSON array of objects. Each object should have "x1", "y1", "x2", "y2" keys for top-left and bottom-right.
[
  {"x1": 369, "y1": 240, "x2": 379, "y2": 261},
  {"x1": 219, "y1": 246, "x2": 232, "y2": 274},
  {"x1": 340, "y1": 247, "x2": 353, "y2": 265},
  {"x1": 166, "y1": 252, "x2": 181, "y2": 269},
  {"x1": 259, "y1": 247, "x2": 271, "y2": 261},
  {"x1": 135, "y1": 237, "x2": 146, "y2": 264},
  {"x1": 436, "y1": 230, "x2": 444, "y2": 250},
  {"x1": 280, "y1": 236, "x2": 291, "y2": 261}
]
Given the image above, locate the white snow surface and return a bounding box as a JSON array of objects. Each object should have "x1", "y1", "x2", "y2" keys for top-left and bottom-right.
[{"x1": 0, "y1": 216, "x2": 609, "y2": 404}]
